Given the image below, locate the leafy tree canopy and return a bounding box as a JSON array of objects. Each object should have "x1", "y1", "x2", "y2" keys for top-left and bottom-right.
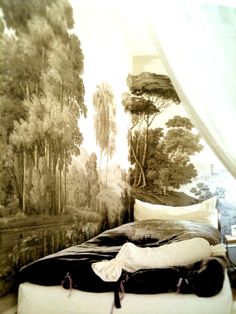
[
  {"x1": 0, "y1": 0, "x2": 86, "y2": 214},
  {"x1": 0, "y1": 0, "x2": 74, "y2": 35},
  {"x1": 122, "y1": 92, "x2": 158, "y2": 115},
  {"x1": 127, "y1": 72, "x2": 180, "y2": 103},
  {"x1": 166, "y1": 115, "x2": 193, "y2": 130}
]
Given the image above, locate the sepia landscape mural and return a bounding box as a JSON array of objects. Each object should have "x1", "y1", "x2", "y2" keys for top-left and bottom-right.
[
  {"x1": 0, "y1": 0, "x2": 236, "y2": 298},
  {"x1": 129, "y1": 55, "x2": 236, "y2": 238},
  {"x1": 0, "y1": 0, "x2": 131, "y2": 297}
]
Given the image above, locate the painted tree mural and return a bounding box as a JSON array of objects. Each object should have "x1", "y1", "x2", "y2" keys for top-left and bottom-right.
[
  {"x1": 93, "y1": 82, "x2": 116, "y2": 185},
  {"x1": 190, "y1": 183, "x2": 226, "y2": 202},
  {"x1": 0, "y1": 0, "x2": 86, "y2": 215},
  {"x1": 123, "y1": 72, "x2": 204, "y2": 195},
  {"x1": 145, "y1": 115, "x2": 203, "y2": 194},
  {"x1": 122, "y1": 72, "x2": 180, "y2": 188}
]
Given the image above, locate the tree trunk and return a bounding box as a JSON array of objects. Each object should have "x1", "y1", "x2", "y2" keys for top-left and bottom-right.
[
  {"x1": 133, "y1": 164, "x2": 139, "y2": 186},
  {"x1": 142, "y1": 122, "x2": 148, "y2": 168},
  {"x1": 63, "y1": 151, "x2": 67, "y2": 214},
  {"x1": 58, "y1": 170, "x2": 61, "y2": 215},
  {"x1": 131, "y1": 144, "x2": 146, "y2": 187},
  {"x1": 44, "y1": 138, "x2": 50, "y2": 215},
  {"x1": 22, "y1": 147, "x2": 26, "y2": 213},
  {"x1": 13, "y1": 154, "x2": 23, "y2": 209},
  {"x1": 133, "y1": 133, "x2": 142, "y2": 186},
  {"x1": 42, "y1": 47, "x2": 46, "y2": 69},
  {"x1": 105, "y1": 154, "x2": 108, "y2": 186},
  {"x1": 34, "y1": 143, "x2": 38, "y2": 168},
  {"x1": 36, "y1": 83, "x2": 39, "y2": 98},
  {"x1": 49, "y1": 141, "x2": 51, "y2": 174},
  {"x1": 49, "y1": 141, "x2": 53, "y2": 215},
  {"x1": 99, "y1": 149, "x2": 102, "y2": 184},
  {"x1": 26, "y1": 82, "x2": 30, "y2": 101},
  {"x1": 52, "y1": 157, "x2": 57, "y2": 215},
  {"x1": 61, "y1": 83, "x2": 64, "y2": 108},
  {"x1": 137, "y1": 119, "x2": 149, "y2": 186}
]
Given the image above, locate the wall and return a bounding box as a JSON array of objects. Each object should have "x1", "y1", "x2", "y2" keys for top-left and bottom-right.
[{"x1": 1, "y1": 1, "x2": 235, "y2": 297}]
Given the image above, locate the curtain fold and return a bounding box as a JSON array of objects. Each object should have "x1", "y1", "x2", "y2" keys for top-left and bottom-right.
[{"x1": 147, "y1": 0, "x2": 236, "y2": 178}]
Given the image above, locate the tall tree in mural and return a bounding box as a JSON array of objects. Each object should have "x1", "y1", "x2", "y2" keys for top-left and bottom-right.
[
  {"x1": 122, "y1": 72, "x2": 180, "y2": 187},
  {"x1": 145, "y1": 116, "x2": 203, "y2": 194},
  {"x1": 85, "y1": 153, "x2": 100, "y2": 209},
  {"x1": 0, "y1": 0, "x2": 86, "y2": 215},
  {"x1": 93, "y1": 82, "x2": 116, "y2": 185}
]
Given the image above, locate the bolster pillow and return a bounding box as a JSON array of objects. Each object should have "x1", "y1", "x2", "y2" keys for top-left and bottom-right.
[{"x1": 92, "y1": 237, "x2": 220, "y2": 282}]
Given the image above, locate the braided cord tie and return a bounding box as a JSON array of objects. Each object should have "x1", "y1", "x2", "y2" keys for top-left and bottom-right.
[
  {"x1": 61, "y1": 272, "x2": 73, "y2": 296},
  {"x1": 176, "y1": 277, "x2": 189, "y2": 293}
]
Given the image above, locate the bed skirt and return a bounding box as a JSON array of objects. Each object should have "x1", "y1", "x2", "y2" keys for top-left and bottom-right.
[{"x1": 17, "y1": 272, "x2": 232, "y2": 314}]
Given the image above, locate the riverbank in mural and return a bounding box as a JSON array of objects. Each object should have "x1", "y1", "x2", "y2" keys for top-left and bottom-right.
[{"x1": 0, "y1": 148, "x2": 130, "y2": 296}]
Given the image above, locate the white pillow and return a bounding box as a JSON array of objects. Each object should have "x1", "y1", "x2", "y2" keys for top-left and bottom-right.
[
  {"x1": 92, "y1": 238, "x2": 215, "y2": 282},
  {"x1": 134, "y1": 197, "x2": 218, "y2": 228}
]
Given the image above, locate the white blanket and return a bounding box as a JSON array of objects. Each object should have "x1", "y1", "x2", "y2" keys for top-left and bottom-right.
[{"x1": 92, "y1": 238, "x2": 225, "y2": 282}]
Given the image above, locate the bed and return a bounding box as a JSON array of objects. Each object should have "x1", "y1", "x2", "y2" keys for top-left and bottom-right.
[{"x1": 17, "y1": 197, "x2": 233, "y2": 314}]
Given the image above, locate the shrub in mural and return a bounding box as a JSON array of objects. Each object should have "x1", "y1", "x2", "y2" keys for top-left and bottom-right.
[
  {"x1": 190, "y1": 183, "x2": 226, "y2": 202},
  {"x1": 68, "y1": 153, "x2": 100, "y2": 211}
]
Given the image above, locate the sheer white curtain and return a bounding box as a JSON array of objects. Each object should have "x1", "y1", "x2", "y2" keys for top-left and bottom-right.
[{"x1": 147, "y1": 0, "x2": 236, "y2": 178}]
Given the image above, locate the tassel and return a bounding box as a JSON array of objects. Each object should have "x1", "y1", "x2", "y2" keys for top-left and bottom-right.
[{"x1": 61, "y1": 272, "x2": 73, "y2": 296}]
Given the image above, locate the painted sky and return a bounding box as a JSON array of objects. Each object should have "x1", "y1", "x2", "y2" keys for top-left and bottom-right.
[
  {"x1": 69, "y1": 0, "x2": 225, "y2": 173},
  {"x1": 69, "y1": 0, "x2": 145, "y2": 168}
]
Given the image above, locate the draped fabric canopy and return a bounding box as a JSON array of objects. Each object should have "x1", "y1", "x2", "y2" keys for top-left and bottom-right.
[{"x1": 147, "y1": 0, "x2": 236, "y2": 178}]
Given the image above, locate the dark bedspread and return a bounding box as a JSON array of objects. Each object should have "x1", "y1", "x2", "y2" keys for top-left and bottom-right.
[{"x1": 18, "y1": 219, "x2": 225, "y2": 299}]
